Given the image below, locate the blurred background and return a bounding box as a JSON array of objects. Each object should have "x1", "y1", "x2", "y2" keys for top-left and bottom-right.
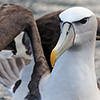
[
  {"x1": 0, "y1": 0, "x2": 100, "y2": 18},
  {"x1": 0, "y1": 0, "x2": 100, "y2": 100}
]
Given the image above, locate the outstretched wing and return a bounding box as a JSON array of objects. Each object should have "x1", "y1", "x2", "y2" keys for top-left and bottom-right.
[{"x1": 0, "y1": 50, "x2": 30, "y2": 96}]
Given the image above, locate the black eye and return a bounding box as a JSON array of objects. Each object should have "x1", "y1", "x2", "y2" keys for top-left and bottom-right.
[{"x1": 79, "y1": 18, "x2": 87, "y2": 24}]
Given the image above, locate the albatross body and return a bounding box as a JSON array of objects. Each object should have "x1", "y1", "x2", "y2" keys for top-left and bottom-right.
[{"x1": 39, "y1": 7, "x2": 100, "y2": 100}]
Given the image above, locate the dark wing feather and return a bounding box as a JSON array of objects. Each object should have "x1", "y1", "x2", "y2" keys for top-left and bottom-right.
[
  {"x1": 4, "y1": 40, "x2": 17, "y2": 54},
  {"x1": 36, "y1": 10, "x2": 63, "y2": 70},
  {"x1": 97, "y1": 17, "x2": 100, "y2": 40}
]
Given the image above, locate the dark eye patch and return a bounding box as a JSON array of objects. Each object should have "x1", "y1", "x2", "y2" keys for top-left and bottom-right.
[
  {"x1": 75, "y1": 17, "x2": 88, "y2": 24},
  {"x1": 79, "y1": 18, "x2": 87, "y2": 24}
]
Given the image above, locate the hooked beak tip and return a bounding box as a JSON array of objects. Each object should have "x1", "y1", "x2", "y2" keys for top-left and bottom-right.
[{"x1": 50, "y1": 49, "x2": 57, "y2": 67}]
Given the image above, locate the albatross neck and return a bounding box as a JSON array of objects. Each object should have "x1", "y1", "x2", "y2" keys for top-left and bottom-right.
[
  {"x1": 43, "y1": 40, "x2": 100, "y2": 100},
  {"x1": 51, "y1": 39, "x2": 97, "y2": 83}
]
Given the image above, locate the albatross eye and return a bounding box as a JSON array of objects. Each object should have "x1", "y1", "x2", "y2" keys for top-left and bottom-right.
[{"x1": 79, "y1": 18, "x2": 88, "y2": 24}]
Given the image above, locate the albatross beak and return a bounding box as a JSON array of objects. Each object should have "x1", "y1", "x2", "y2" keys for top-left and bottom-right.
[{"x1": 50, "y1": 23, "x2": 76, "y2": 67}]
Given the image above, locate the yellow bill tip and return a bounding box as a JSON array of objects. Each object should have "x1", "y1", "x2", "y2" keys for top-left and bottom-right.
[{"x1": 50, "y1": 49, "x2": 57, "y2": 67}]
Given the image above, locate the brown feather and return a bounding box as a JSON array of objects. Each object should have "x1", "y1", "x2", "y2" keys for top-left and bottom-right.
[{"x1": 0, "y1": 4, "x2": 49, "y2": 100}]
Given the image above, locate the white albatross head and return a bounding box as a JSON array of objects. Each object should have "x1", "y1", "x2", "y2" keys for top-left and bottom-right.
[{"x1": 50, "y1": 7, "x2": 97, "y2": 67}]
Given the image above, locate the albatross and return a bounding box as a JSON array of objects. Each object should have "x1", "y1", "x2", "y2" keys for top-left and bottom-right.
[
  {"x1": 38, "y1": 7, "x2": 100, "y2": 100},
  {"x1": 0, "y1": 4, "x2": 100, "y2": 100}
]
